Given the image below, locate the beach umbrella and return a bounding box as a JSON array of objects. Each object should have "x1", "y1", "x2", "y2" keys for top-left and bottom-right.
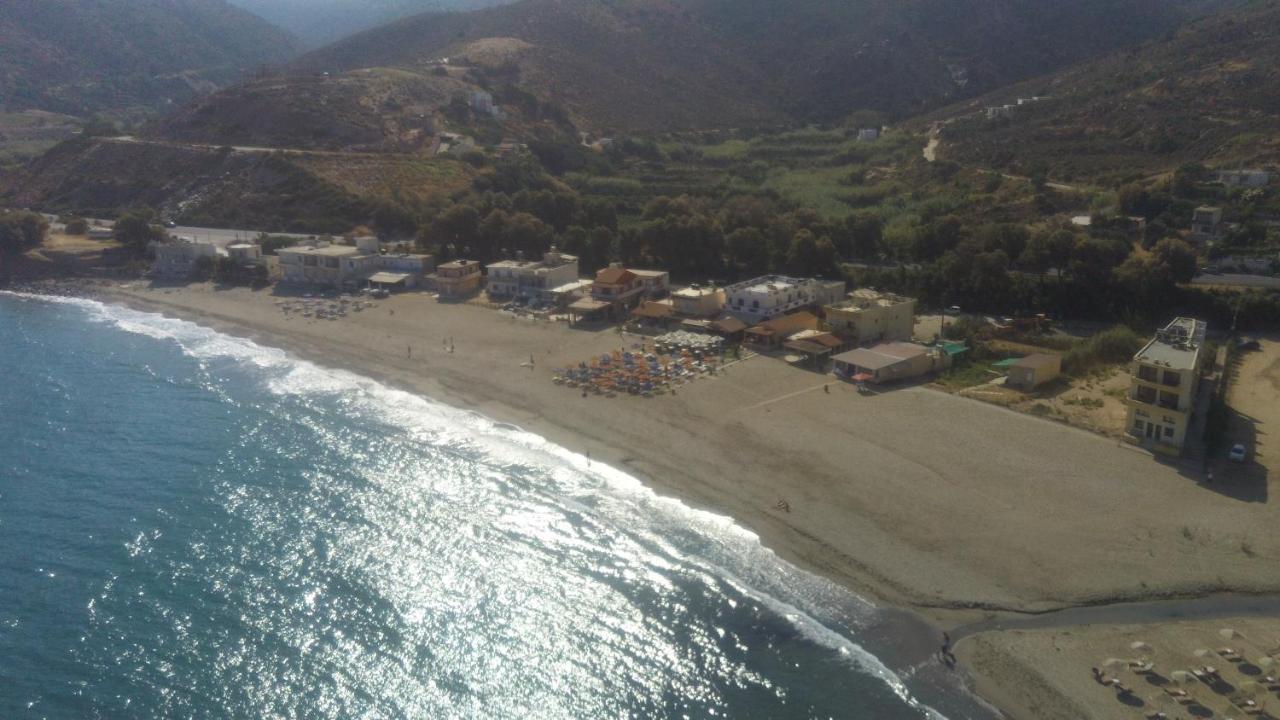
[
  {"x1": 1257, "y1": 657, "x2": 1275, "y2": 670},
  {"x1": 1130, "y1": 641, "x2": 1154, "y2": 655},
  {"x1": 1169, "y1": 670, "x2": 1195, "y2": 685},
  {"x1": 1221, "y1": 628, "x2": 1240, "y2": 641},
  {"x1": 1194, "y1": 648, "x2": 1213, "y2": 658},
  {"x1": 1102, "y1": 658, "x2": 1128, "y2": 671}
]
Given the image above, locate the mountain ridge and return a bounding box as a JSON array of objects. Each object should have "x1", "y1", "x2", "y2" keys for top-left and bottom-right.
[{"x1": 0, "y1": 0, "x2": 297, "y2": 120}]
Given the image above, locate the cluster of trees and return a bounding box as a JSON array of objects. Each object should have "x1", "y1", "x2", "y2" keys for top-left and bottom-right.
[
  {"x1": 113, "y1": 208, "x2": 166, "y2": 254},
  {"x1": 0, "y1": 210, "x2": 48, "y2": 257}
]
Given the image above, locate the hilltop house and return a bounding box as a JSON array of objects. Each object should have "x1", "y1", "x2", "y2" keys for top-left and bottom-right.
[
  {"x1": 823, "y1": 289, "x2": 916, "y2": 346},
  {"x1": 485, "y1": 249, "x2": 579, "y2": 303},
  {"x1": 1190, "y1": 207, "x2": 1224, "y2": 245},
  {"x1": 1216, "y1": 170, "x2": 1270, "y2": 188},
  {"x1": 723, "y1": 275, "x2": 845, "y2": 323},
  {"x1": 1125, "y1": 317, "x2": 1208, "y2": 454}
]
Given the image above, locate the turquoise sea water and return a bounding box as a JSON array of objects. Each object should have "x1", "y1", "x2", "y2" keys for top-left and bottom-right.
[{"x1": 0, "y1": 293, "x2": 994, "y2": 719}]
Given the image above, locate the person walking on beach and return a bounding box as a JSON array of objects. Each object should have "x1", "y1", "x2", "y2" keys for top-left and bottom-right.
[{"x1": 407, "y1": 345, "x2": 412, "y2": 359}]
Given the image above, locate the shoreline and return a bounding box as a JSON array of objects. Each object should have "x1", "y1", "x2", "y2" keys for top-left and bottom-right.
[{"x1": 11, "y1": 277, "x2": 1280, "y2": 720}]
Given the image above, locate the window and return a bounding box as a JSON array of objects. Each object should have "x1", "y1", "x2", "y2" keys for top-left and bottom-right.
[
  {"x1": 1133, "y1": 418, "x2": 1145, "y2": 431},
  {"x1": 1162, "y1": 371, "x2": 1181, "y2": 387},
  {"x1": 1164, "y1": 426, "x2": 1174, "y2": 438},
  {"x1": 1135, "y1": 386, "x2": 1157, "y2": 404},
  {"x1": 1137, "y1": 365, "x2": 1158, "y2": 382}
]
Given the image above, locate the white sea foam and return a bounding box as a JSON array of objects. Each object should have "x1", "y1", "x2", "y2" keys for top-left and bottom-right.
[{"x1": 5, "y1": 291, "x2": 950, "y2": 718}]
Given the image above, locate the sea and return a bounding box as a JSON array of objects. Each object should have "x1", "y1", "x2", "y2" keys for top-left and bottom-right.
[{"x1": 0, "y1": 292, "x2": 997, "y2": 720}]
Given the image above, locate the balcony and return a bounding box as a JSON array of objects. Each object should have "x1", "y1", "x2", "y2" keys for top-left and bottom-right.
[{"x1": 1131, "y1": 388, "x2": 1179, "y2": 411}]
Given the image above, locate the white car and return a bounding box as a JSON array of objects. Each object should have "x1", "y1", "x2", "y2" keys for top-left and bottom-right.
[{"x1": 1229, "y1": 443, "x2": 1247, "y2": 462}]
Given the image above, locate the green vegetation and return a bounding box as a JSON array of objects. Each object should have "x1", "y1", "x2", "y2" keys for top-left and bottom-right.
[
  {"x1": 61, "y1": 216, "x2": 88, "y2": 235},
  {"x1": 113, "y1": 208, "x2": 165, "y2": 254},
  {"x1": 0, "y1": 210, "x2": 48, "y2": 257},
  {"x1": 0, "y1": 0, "x2": 294, "y2": 119}
]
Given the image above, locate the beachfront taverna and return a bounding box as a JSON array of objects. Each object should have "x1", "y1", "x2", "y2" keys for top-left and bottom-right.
[
  {"x1": 831, "y1": 342, "x2": 947, "y2": 384},
  {"x1": 1125, "y1": 317, "x2": 1209, "y2": 454}
]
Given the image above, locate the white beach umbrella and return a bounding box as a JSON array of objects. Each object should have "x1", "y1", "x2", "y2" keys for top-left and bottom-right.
[
  {"x1": 1257, "y1": 657, "x2": 1275, "y2": 670},
  {"x1": 1194, "y1": 648, "x2": 1213, "y2": 658},
  {"x1": 1130, "y1": 641, "x2": 1154, "y2": 655},
  {"x1": 1169, "y1": 670, "x2": 1196, "y2": 685},
  {"x1": 1102, "y1": 657, "x2": 1129, "y2": 671},
  {"x1": 1221, "y1": 628, "x2": 1240, "y2": 641}
]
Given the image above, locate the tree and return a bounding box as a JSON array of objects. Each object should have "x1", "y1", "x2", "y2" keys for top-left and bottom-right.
[
  {"x1": 1150, "y1": 238, "x2": 1197, "y2": 283},
  {"x1": 0, "y1": 210, "x2": 48, "y2": 256},
  {"x1": 63, "y1": 217, "x2": 89, "y2": 235},
  {"x1": 725, "y1": 227, "x2": 769, "y2": 277},
  {"x1": 114, "y1": 208, "x2": 164, "y2": 254},
  {"x1": 840, "y1": 211, "x2": 883, "y2": 260}
]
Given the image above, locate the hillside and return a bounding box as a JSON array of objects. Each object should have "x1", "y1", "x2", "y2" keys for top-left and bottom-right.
[
  {"x1": 282, "y1": 0, "x2": 1227, "y2": 132},
  {"x1": 0, "y1": 137, "x2": 475, "y2": 233},
  {"x1": 227, "y1": 0, "x2": 511, "y2": 47},
  {"x1": 933, "y1": 0, "x2": 1280, "y2": 183},
  {"x1": 0, "y1": 0, "x2": 297, "y2": 120}
]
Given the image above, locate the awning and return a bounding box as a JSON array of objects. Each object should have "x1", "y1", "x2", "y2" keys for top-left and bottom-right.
[
  {"x1": 784, "y1": 339, "x2": 833, "y2": 356},
  {"x1": 367, "y1": 271, "x2": 411, "y2": 285},
  {"x1": 851, "y1": 373, "x2": 874, "y2": 382},
  {"x1": 568, "y1": 298, "x2": 610, "y2": 313},
  {"x1": 991, "y1": 357, "x2": 1021, "y2": 368}
]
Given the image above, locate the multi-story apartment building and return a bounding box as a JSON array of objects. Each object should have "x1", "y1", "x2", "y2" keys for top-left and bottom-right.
[
  {"x1": 485, "y1": 249, "x2": 579, "y2": 302},
  {"x1": 723, "y1": 275, "x2": 845, "y2": 323},
  {"x1": 433, "y1": 259, "x2": 482, "y2": 300},
  {"x1": 823, "y1": 289, "x2": 917, "y2": 346},
  {"x1": 1125, "y1": 317, "x2": 1208, "y2": 454}
]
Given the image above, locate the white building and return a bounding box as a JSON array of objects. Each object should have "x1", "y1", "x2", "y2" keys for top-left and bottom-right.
[
  {"x1": 856, "y1": 128, "x2": 880, "y2": 142},
  {"x1": 278, "y1": 236, "x2": 433, "y2": 290},
  {"x1": 485, "y1": 249, "x2": 579, "y2": 302},
  {"x1": 1216, "y1": 170, "x2": 1270, "y2": 188},
  {"x1": 152, "y1": 236, "x2": 222, "y2": 279},
  {"x1": 226, "y1": 243, "x2": 263, "y2": 266},
  {"x1": 723, "y1": 275, "x2": 846, "y2": 323},
  {"x1": 630, "y1": 269, "x2": 670, "y2": 297}
]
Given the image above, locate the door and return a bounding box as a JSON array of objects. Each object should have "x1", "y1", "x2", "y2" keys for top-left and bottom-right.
[{"x1": 1145, "y1": 422, "x2": 1155, "y2": 439}]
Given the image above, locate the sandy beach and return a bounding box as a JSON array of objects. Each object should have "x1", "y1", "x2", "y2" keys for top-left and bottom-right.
[
  {"x1": 40, "y1": 279, "x2": 1280, "y2": 718},
  {"x1": 958, "y1": 616, "x2": 1280, "y2": 720}
]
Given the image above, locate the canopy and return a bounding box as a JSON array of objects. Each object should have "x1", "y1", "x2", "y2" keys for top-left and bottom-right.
[
  {"x1": 851, "y1": 373, "x2": 874, "y2": 382},
  {"x1": 367, "y1": 271, "x2": 410, "y2": 285},
  {"x1": 991, "y1": 357, "x2": 1021, "y2": 368}
]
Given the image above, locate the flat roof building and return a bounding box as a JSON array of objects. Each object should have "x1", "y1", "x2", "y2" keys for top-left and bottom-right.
[
  {"x1": 824, "y1": 289, "x2": 916, "y2": 346},
  {"x1": 723, "y1": 275, "x2": 845, "y2": 323},
  {"x1": 1125, "y1": 317, "x2": 1208, "y2": 454},
  {"x1": 486, "y1": 249, "x2": 579, "y2": 302}
]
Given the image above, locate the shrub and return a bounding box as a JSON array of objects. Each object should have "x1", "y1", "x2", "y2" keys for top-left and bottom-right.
[{"x1": 1063, "y1": 326, "x2": 1143, "y2": 375}]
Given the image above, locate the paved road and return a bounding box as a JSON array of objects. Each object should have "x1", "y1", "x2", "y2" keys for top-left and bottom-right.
[
  {"x1": 39, "y1": 214, "x2": 315, "y2": 250},
  {"x1": 1192, "y1": 273, "x2": 1280, "y2": 290}
]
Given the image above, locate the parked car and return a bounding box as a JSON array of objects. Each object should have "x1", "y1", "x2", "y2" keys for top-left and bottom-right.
[
  {"x1": 1236, "y1": 338, "x2": 1261, "y2": 351},
  {"x1": 944, "y1": 305, "x2": 962, "y2": 316},
  {"x1": 1229, "y1": 443, "x2": 1248, "y2": 462}
]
